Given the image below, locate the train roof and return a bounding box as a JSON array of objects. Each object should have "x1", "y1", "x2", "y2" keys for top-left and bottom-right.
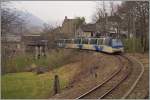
[
  {"x1": 57, "y1": 36, "x2": 122, "y2": 41},
  {"x1": 74, "y1": 37, "x2": 112, "y2": 40}
]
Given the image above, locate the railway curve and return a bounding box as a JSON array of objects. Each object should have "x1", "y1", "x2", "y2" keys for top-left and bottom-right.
[
  {"x1": 76, "y1": 55, "x2": 132, "y2": 99},
  {"x1": 75, "y1": 54, "x2": 145, "y2": 99}
]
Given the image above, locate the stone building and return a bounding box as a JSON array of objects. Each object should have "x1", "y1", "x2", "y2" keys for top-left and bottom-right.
[
  {"x1": 61, "y1": 16, "x2": 78, "y2": 37},
  {"x1": 76, "y1": 24, "x2": 97, "y2": 37}
]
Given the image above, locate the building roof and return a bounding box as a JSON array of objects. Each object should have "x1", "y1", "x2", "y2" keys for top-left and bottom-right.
[{"x1": 80, "y1": 24, "x2": 96, "y2": 32}]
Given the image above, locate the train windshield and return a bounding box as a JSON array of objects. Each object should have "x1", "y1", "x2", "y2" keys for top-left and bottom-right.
[{"x1": 111, "y1": 39, "x2": 123, "y2": 48}]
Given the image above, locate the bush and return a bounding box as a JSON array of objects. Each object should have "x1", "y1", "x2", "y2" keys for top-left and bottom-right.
[
  {"x1": 5, "y1": 54, "x2": 34, "y2": 73},
  {"x1": 122, "y1": 38, "x2": 143, "y2": 53},
  {"x1": 3, "y1": 49, "x2": 78, "y2": 74}
]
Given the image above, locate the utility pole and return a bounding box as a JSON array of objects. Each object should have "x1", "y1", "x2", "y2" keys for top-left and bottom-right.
[{"x1": 103, "y1": 1, "x2": 108, "y2": 36}]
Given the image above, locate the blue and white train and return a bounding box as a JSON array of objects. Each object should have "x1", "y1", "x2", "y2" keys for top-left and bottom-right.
[{"x1": 56, "y1": 37, "x2": 124, "y2": 53}]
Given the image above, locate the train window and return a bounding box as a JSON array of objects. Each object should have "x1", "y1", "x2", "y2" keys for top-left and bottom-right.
[
  {"x1": 82, "y1": 38, "x2": 88, "y2": 44},
  {"x1": 90, "y1": 39, "x2": 97, "y2": 44},
  {"x1": 108, "y1": 39, "x2": 112, "y2": 46},
  {"x1": 98, "y1": 39, "x2": 103, "y2": 45},
  {"x1": 112, "y1": 39, "x2": 123, "y2": 47},
  {"x1": 103, "y1": 38, "x2": 111, "y2": 46},
  {"x1": 102, "y1": 39, "x2": 105, "y2": 45},
  {"x1": 105, "y1": 39, "x2": 110, "y2": 45},
  {"x1": 74, "y1": 38, "x2": 82, "y2": 44}
]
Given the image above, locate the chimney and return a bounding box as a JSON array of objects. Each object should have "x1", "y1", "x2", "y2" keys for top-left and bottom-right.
[{"x1": 65, "y1": 16, "x2": 67, "y2": 19}]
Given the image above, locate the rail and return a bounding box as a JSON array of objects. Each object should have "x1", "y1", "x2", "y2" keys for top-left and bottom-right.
[
  {"x1": 121, "y1": 55, "x2": 144, "y2": 99},
  {"x1": 76, "y1": 55, "x2": 132, "y2": 99}
]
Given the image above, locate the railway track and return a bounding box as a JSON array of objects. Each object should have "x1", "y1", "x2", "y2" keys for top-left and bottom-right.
[
  {"x1": 50, "y1": 52, "x2": 145, "y2": 99},
  {"x1": 121, "y1": 55, "x2": 145, "y2": 99},
  {"x1": 100, "y1": 55, "x2": 145, "y2": 99},
  {"x1": 76, "y1": 55, "x2": 133, "y2": 99}
]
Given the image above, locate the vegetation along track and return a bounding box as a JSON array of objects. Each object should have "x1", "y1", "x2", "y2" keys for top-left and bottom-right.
[{"x1": 76, "y1": 54, "x2": 133, "y2": 99}]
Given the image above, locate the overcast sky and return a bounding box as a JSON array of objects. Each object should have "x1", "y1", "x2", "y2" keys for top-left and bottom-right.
[{"x1": 11, "y1": 1, "x2": 121, "y2": 26}]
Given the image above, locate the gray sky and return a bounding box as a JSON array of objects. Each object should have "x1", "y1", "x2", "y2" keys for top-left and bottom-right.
[{"x1": 12, "y1": 1, "x2": 121, "y2": 26}]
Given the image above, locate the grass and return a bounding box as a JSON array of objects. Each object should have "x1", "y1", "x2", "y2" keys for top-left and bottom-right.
[
  {"x1": 2, "y1": 62, "x2": 79, "y2": 99},
  {"x1": 2, "y1": 72, "x2": 52, "y2": 99},
  {"x1": 2, "y1": 49, "x2": 80, "y2": 99},
  {"x1": 5, "y1": 54, "x2": 33, "y2": 73},
  {"x1": 2, "y1": 69, "x2": 68, "y2": 99},
  {"x1": 4, "y1": 49, "x2": 77, "y2": 73}
]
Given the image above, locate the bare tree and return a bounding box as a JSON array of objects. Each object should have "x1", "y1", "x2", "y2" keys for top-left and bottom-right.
[
  {"x1": 110, "y1": 1, "x2": 115, "y2": 16},
  {"x1": 1, "y1": 2, "x2": 25, "y2": 36},
  {"x1": 42, "y1": 23, "x2": 54, "y2": 33},
  {"x1": 135, "y1": 1, "x2": 149, "y2": 52},
  {"x1": 117, "y1": 1, "x2": 149, "y2": 52},
  {"x1": 1, "y1": 1, "x2": 26, "y2": 74},
  {"x1": 93, "y1": 1, "x2": 108, "y2": 33},
  {"x1": 41, "y1": 23, "x2": 65, "y2": 50},
  {"x1": 93, "y1": 1, "x2": 122, "y2": 37}
]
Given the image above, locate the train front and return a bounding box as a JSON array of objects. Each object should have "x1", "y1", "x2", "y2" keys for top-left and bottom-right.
[{"x1": 111, "y1": 39, "x2": 124, "y2": 53}]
